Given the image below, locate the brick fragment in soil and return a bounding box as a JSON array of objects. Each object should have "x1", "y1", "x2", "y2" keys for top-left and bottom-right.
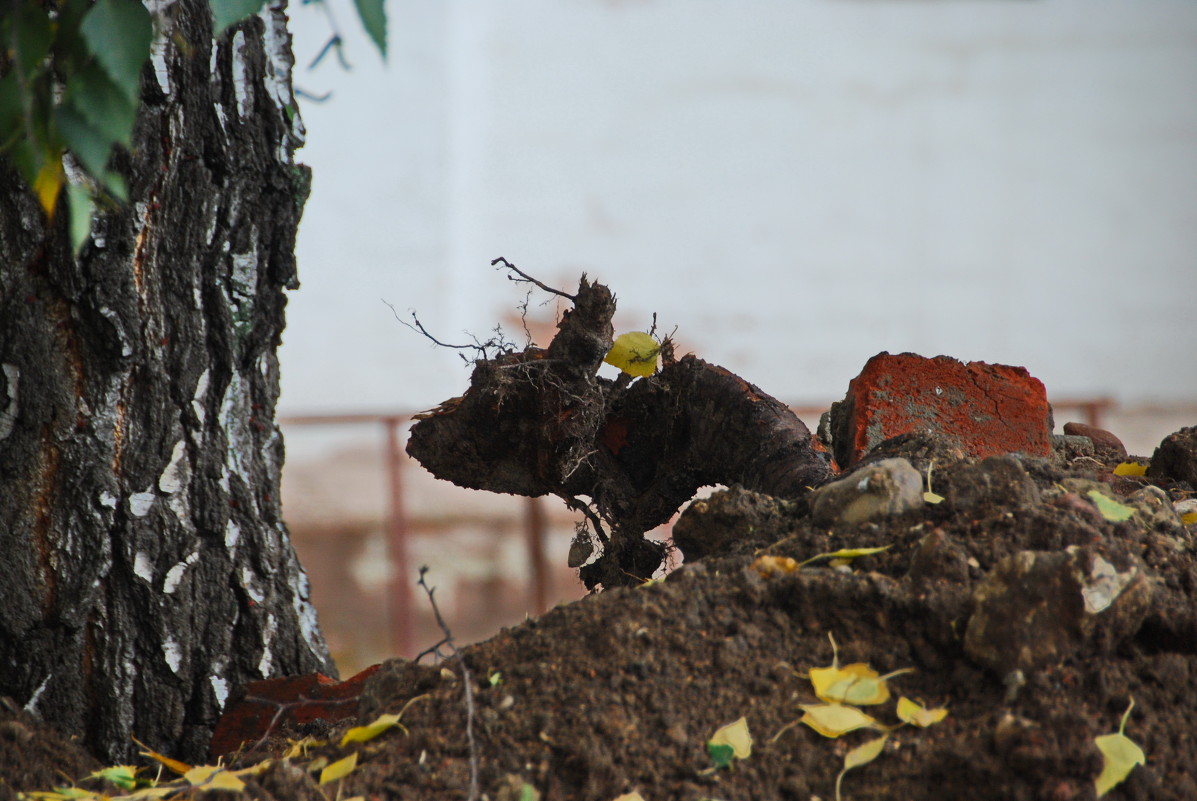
[{"x1": 826, "y1": 351, "x2": 1053, "y2": 468}]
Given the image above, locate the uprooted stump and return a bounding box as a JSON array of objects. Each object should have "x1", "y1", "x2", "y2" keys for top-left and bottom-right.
[{"x1": 406, "y1": 272, "x2": 833, "y2": 588}]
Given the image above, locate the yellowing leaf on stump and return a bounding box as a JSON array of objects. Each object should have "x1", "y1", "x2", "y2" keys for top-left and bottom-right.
[
  {"x1": 1087, "y1": 490, "x2": 1135, "y2": 522},
  {"x1": 1181, "y1": 511, "x2": 1197, "y2": 526},
  {"x1": 896, "y1": 697, "x2": 949, "y2": 728},
  {"x1": 835, "y1": 735, "x2": 888, "y2": 801},
  {"x1": 319, "y1": 752, "x2": 358, "y2": 785},
  {"x1": 1112, "y1": 462, "x2": 1148, "y2": 477},
  {"x1": 799, "y1": 704, "x2": 878, "y2": 738},
  {"x1": 1095, "y1": 700, "x2": 1146, "y2": 797},
  {"x1": 604, "y1": 332, "x2": 659, "y2": 378}
]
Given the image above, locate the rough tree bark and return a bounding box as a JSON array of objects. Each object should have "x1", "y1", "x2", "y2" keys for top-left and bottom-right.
[
  {"x1": 408, "y1": 270, "x2": 834, "y2": 589},
  {"x1": 0, "y1": 0, "x2": 334, "y2": 763}
]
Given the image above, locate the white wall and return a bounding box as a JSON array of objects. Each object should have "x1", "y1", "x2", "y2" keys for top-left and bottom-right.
[{"x1": 278, "y1": 0, "x2": 1197, "y2": 418}]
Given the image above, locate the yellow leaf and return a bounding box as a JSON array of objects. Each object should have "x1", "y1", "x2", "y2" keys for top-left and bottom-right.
[
  {"x1": 88, "y1": 766, "x2": 139, "y2": 790},
  {"x1": 797, "y1": 546, "x2": 891, "y2": 568},
  {"x1": 823, "y1": 667, "x2": 914, "y2": 707},
  {"x1": 33, "y1": 156, "x2": 64, "y2": 218},
  {"x1": 133, "y1": 736, "x2": 192, "y2": 775},
  {"x1": 603, "y1": 331, "x2": 659, "y2": 378},
  {"x1": 924, "y1": 491, "x2": 945, "y2": 504},
  {"x1": 1095, "y1": 700, "x2": 1146, "y2": 797},
  {"x1": 708, "y1": 716, "x2": 752, "y2": 760},
  {"x1": 1112, "y1": 462, "x2": 1148, "y2": 477},
  {"x1": 123, "y1": 786, "x2": 177, "y2": 800},
  {"x1": 896, "y1": 697, "x2": 949, "y2": 728},
  {"x1": 1087, "y1": 490, "x2": 1135, "y2": 522},
  {"x1": 751, "y1": 554, "x2": 799, "y2": 578},
  {"x1": 835, "y1": 735, "x2": 888, "y2": 801},
  {"x1": 340, "y1": 712, "x2": 405, "y2": 746},
  {"x1": 183, "y1": 765, "x2": 223, "y2": 785},
  {"x1": 1182, "y1": 511, "x2": 1197, "y2": 526},
  {"x1": 282, "y1": 736, "x2": 324, "y2": 759},
  {"x1": 799, "y1": 704, "x2": 877, "y2": 738},
  {"x1": 319, "y1": 752, "x2": 358, "y2": 785}
]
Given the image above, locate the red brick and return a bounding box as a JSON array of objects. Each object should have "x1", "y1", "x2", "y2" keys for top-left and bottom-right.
[
  {"x1": 209, "y1": 664, "x2": 380, "y2": 758},
  {"x1": 831, "y1": 352, "x2": 1051, "y2": 468}
]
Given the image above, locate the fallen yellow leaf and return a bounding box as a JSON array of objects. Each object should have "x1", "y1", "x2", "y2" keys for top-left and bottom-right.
[
  {"x1": 319, "y1": 752, "x2": 358, "y2": 785},
  {"x1": 799, "y1": 703, "x2": 878, "y2": 738}
]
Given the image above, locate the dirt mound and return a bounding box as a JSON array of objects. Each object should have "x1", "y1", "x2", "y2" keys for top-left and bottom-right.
[{"x1": 8, "y1": 433, "x2": 1193, "y2": 801}]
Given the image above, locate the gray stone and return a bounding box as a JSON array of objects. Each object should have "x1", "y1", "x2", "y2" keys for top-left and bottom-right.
[
  {"x1": 964, "y1": 546, "x2": 1153, "y2": 675},
  {"x1": 809, "y1": 458, "x2": 924, "y2": 527},
  {"x1": 942, "y1": 454, "x2": 1041, "y2": 511}
]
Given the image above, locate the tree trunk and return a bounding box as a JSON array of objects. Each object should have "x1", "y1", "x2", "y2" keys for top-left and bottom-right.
[{"x1": 0, "y1": 0, "x2": 334, "y2": 763}]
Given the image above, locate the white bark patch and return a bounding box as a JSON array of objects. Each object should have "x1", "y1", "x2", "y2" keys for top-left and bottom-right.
[
  {"x1": 99, "y1": 308, "x2": 133, "y2": 357},
  {"x1": 163, "y1": 636, "x2": 183, "y2": 674},
  {"x1": 257, "y1": 613, "x2": 277, "y2": 677},
  {"x1": 241, "y1": 566, "x2": 265, "y2": 603},
  {"x1": 145, "y1": 0, "x2": 175, "y2": 94},
  {"x1": 0, "y1": 363, "x2": 18, "y2": 440},
  {"x1": 159, "y1": 440, "x2": 188, "y2": 494},
  {"x1": 211, "y1": 674, "x2": 230, "y2": 709},
  {"x1": 231, "y1": 30, "x2": 252, "y2": 119},
  {"x1": 258, "y1": 0, "x2": 305, "y2": 157},
  {"x1": 220, "y1": 372, "x2": 254, "y2": 486},
  {"x1": 24, "y1": 675, "x2": 50, "y2": 715},
  {"x1": 134, "y1": 551, "x2": 154, "y2": 583},
  {"x1": 99, "y1": 491, "x2": 117, "y2": 509},
  {"x1": 289, "y1": 566, "x2": 322, "y2": 654},
  {"x1": 163, "y1": 551, "x2": 200, "y2": 594},
  {"x1": 225, "y1": 519, "x2": 241, "y2": 550},
  {"x1": 129, "y1": 490, "x2": 156, "y2": 517},
  {"x1": 192, "y1": 368, "x2": 210, "y2": 424}
]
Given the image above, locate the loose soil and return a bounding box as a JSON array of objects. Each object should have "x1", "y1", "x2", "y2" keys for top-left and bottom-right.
[{"x1": 3, "y1": 438, "x2": 1196, "y2": 801}]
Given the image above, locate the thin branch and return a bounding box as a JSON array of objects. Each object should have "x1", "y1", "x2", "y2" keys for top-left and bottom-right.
[
  {"x1": 417, "y1": 567, "x2": 480, "y2": 801},
  {"x1": 492, "y1": 257, "x2": 576, "y2": 302},
  {"x1": 383, "y1": 300, "x2": 475, "y2": 350}
]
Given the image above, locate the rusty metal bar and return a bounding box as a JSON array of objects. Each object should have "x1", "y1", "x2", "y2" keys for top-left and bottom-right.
[
  {"x1": 524, "y1": 497, "x2": 549, "y2": 615},
  {"x1": 385, "y1": 418, "x2": 414, "y2": 657}
]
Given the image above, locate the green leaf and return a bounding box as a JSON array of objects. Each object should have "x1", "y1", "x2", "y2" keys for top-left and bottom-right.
[
  {"x1": 54, "y1": 104, "x2": 113, "y2": 178},
  {"x1": 8, "y1": 3, "x2": 54, "y2": 76},
  {"x1": 67, "y1": 65, "x2": 139, "y2": 147},
  {"x1": 80, "y1": 0, "x2": 153, "y2": 100},
  {"x1": 706, "y1": 742, "x2": 735, "y2": 770},
  {"x1": 88, "y1": 765, "x2": 140, "y2": 790},
  {"x1": 0, "y1": 73, "x2": 24, "y2": 145},
  {"x1": 353, "y1": 0, "x2": 387, "y2": 59},
  {"x1": 1086, "y1": 490, "x2": 1135, "y2": 523},
  {"x1": 68, "y1": 183, "x2": 94, "y2": 253},
  {"x1": 211, "y1": 0, "x2": 268, "y2": 37}
]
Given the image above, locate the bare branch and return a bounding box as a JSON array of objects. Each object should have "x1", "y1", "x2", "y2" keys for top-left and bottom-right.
[
  {"x1": 492, "y1": 256, "x2": 576, "y2": 302},
  {"x1": 417, "y1": 567, "x2": 480, "y2": 801}
]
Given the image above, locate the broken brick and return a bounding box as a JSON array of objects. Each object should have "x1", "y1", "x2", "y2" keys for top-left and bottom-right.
[
  {"x1": 828, "y1": 352, "x2": 1052, "y2": 468},
  {"x1": 208, "y1": 664, "x2": 380, "y2": 758}
]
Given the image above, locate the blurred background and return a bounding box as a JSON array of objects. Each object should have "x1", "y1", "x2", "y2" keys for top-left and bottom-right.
[{"x1": 273, "y1": 0, "x2": 1197, "y2": 675}]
